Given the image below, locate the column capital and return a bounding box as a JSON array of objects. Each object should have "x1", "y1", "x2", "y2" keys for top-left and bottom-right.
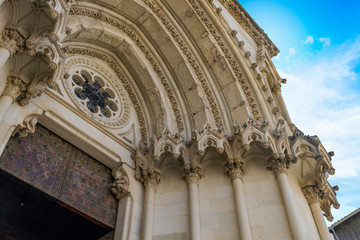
[
  {"x1": 111, "y1": 168, "x2": 129, "y2": 200},
  {"x1": 267, "y1": 153, "x2": 289, "y2": 176},
  {"x1": 3, "y1": 76, "x2": 27, "y2": 102},
  {"x1": 225, "y1": 158, "x2": 245, "y2": 180},
  {"x1": 302, "y1": 185, "x2": 328, "y2": 205},
  {"x1": 141, "y1": 169, "x2": 161, "y2": 189},
  {"x1": 0, "y1": 29, "x2": 25, "y2": 55},
  {"x1": 183, "y1": 162, "x2": 203, "y2": 184}
]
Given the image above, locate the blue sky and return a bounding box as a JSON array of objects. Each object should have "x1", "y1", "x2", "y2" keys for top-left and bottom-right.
[{"x1": 241, "y1": 1, "x2": 360, "y2": 224}]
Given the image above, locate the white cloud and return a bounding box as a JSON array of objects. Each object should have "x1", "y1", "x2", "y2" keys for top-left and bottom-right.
[
  {"x1": 288, "y1": 48, "x2": 296, "y2": 56},
  {"x1": 277, "y1": 38, "x2": 360, "y2": 223},
  {"x1": 302, "y1": 35, "x2": 314, "y2": 44},
  {"x1": 319, "y1": 37, "x2": 331, "y2": 47}
]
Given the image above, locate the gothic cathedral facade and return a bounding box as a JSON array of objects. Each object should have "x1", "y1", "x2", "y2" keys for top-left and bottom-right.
[{"x1": 0, "y1": 0, "x2": 339, "y2": 239}]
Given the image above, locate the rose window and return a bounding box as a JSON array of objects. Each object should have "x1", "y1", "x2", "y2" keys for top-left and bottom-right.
[
  {"x1": 63, "y1": 57, "x2": 131, "y2": 128},
  {"x1": 72, "y1": 71, "x2": 117, "y2": 118}
]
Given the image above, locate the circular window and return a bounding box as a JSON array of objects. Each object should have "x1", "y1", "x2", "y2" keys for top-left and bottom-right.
[
  {"x1": 72, "y1": 70, "x2": 118, "y2": 118},
  {"x1": 63, "y1": 57, "x2": 131, "y2": 128}
]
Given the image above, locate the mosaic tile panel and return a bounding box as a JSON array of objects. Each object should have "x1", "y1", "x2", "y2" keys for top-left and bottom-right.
[{"x1": 0, "y1": 125, "x2": 117, "y2": 228}]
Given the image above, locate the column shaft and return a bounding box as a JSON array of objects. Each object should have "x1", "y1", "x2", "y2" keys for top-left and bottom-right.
[
  {"x1": 310, "y1": 202, "x2": 330, "y2": 240},
  {"x1": 0, "y1": 123, "x2": 14, "y2": 156},
  {"x1": 277, "y1": 173, "x2": 305, "y2": 240},
  {"x1": 232, "y1": 178, "x2": 252, "y2": 240},
  {"x1": 0, "y1": 94, "x2": 13, "y2": 122},
  {"x1": 141, "y1": 185, "x2": 155, "y2": 240},
  {"x1": 0, "y1": 47, "x2": 11, "y2": 71},
  {"x1": 188, "y1": 182, "x2": 201, "y2": 240}
]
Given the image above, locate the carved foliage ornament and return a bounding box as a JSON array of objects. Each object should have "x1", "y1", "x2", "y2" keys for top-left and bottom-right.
[
  {"x1": 225, "y1": 158, "x2": 245, "y2": 180},
  {"x1": 138, "y1": 168, "x2": 161, "y2": 189},
  {"x1": 302, "y1": 185, "x2": 328, "y2": 205},
  {"x1": 3, "y1": 76, "x2": 27, "y2": 101},
  {"x1": 267, "y1": 153, "x2": 295, "y2": 176},
  {"x1": 183, "y1": 162, "x2": 203, "y2": 184}
]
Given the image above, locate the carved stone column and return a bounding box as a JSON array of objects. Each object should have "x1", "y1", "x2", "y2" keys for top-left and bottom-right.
[
  {"x1": 0, "y1": 76, "x2": 26, "y2": 122},
  {"x1": 184, "y1": 162, "x2": 203, "y2": 240},
  {"x1": 303, "y1": 185, "x2": 331, "y2": 240},
  {"x1": 140, "y1": 169, "x2": 161, "y2": 240},
  {"x1": 0, "y1": 29, "x2": 26, "y2": 70},
  {"x1": 267, "y1": 155, "x2": 305, "y2": 240},
  {"x1": 225, "y1": 158, "x2": 252, "y2": 240},
  {"x1": 111, "y1": 167, "x2": 131, "y2": 240}
]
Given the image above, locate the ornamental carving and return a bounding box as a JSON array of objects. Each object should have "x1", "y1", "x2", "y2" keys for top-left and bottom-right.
[
  {"x1": 225, "y1": 158, "x2": 245, "y2": 180},
  {"x1": 111, "y1": 168, "x2": 129, "y2": 200},
  {"x1": 63, "y1": 56, "x2": 131, "y2": 128},
  {"x1": 66, "y1": 48, "x2": 147, "y2": 142},
  {"x1": 216, "y1": 0, "x2": 279, "y2": 57},
  {"x1": 3, "y1": 76, "x2": 27, "y2": 101},
  {"x1": 69, "y1": 6, "x2": 184, "y2": 133},
  {"x1": 138, "y1": 169, "x2": 161, "y2": 189},
  {"x1": 141, "y1": 0, "x2": 224, "y2": 129},
  {"x1": 302, "y1": 185, "x2": 328, "y2": 204},
  {"x1": 183, "y1": 162, "x2": 203, "y2": 184},
  {"x1": 0, "y1": 29, "x2": 26, "y2": 55},
  {"x1": 188, "y1": 0, "x2": 263, "y2": 121},
  {"x1": 267, "y1": 153, "x2": 295, "y2": 176},
  {"x1": 13, "y1": 116, "x2": 38, "y2": 138}
]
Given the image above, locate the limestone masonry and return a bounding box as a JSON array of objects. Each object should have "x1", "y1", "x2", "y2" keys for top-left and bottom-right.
[{"x1": 0, "y1": 0, "x2": 339, "y2": 239}]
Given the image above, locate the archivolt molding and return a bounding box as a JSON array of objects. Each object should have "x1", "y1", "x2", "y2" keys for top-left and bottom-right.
[
  {"x1": 65, "y1": 47, "x2": 148, "y2": 142},
  {"x1": 69, "y1": 5, "x2": 185, "y2": 133},
  {"x1": 140, "y1": 0, "x2": 224, "y2": 130},
  {"x1": 215, "y1": 0, "x2": 279, "y2": 58},
  {"x1": 187, "y1": 0, "x2": 263, "y2": 122}
]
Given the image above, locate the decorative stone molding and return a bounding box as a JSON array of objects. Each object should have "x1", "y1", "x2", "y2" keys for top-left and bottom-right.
[
  {"x1": 215, "y1": 0, "x2": 279, "y2": 57},
  {"x1": 12, "y1": 116, "x2": 38, "y2": 138},
  {"x1": 139, "y1": 169, "x2": 161, "y2": 189},
  {"x1": 111, "y1": 167, "x2": 129, "y2": 200},
  {"x1": 3, "y1": 76, "x2": 27, "y2": 101},
  {"x1": 192, "y1": 123, "x2": 226, "y2": 155},
  {"x1": 69, "y1": 6, "x2": 184, "y2": 133},
  {"x1": 66, "y1": 47, "x2": 147, "y2": 142},
  {"x1": 63, "y1": 56, "x2": 132, "y2": 128},
  {"x1": 233, "y1": 117, "x2": 270, "y2": 150},
  {"x1": 188, "y1": 0, "x2": 263, "y2": 122},
  {"x1": 153, "y1": 129, "x2": 182, "y2": 160},
  {"x1": 183, "y1": 162, "x2": 203, "y2": 184},
  {"x1": 0, "y1": 29, "x2": 26, "y2": 55},
  {"x1": 302, "y1": 185, "x2": 328, "y2": 204},
  {"x1": 274, "y1": 118, "x2": 285, "y2": 137},
  {"x1": 224, "y1": 158, "x2": 245, "y2": 180},
  {"x1": 141, "y1": 0, "x2": 224, "y2": 129},
  {"x1": 267, "y1": 153, "x2": 295, "y2": 176}
]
